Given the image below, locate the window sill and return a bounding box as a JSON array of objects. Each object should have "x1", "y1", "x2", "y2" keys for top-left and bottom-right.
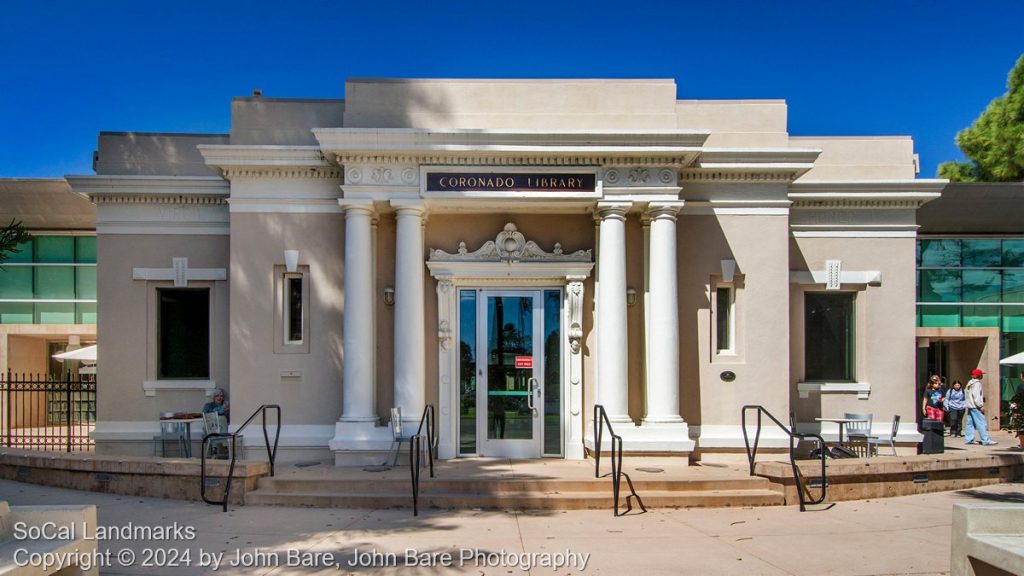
[
  {"x1": 797, "y1": 381, "x2": 870, "y2": 400},
  {"x1": 143, "y1": 380, "x2": 217, "y2": 397}
]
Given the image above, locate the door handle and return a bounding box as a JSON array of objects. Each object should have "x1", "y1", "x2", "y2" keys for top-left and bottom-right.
[{"x1": 527, "y1": 377, "x2": 538, "y2": 412}]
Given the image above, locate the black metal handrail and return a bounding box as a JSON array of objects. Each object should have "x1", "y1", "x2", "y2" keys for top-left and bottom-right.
[
  {"x1": 593, "y1": 405, "x2": 646, "y2": 516},
  {"x1": 410, "y1": 404, "x2": 437, "y2": 516},
  {"x1": 741, "y1": 405, "x2": 830, "y2": 512},
  {"x1": 201, "y1": 404, "x2": 281, "y2": 512}
]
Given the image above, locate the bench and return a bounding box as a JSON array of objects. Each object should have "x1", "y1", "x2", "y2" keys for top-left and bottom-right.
[
  {"x1": 951, "y1": 503, "x2": 1024, "y2": 576},
  {"x1": 0, "y1": 501, "x2": 98, "y2": 575}
]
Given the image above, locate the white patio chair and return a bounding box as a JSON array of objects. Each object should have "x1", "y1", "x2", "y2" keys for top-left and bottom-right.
[
  {"x1": 843, "y1": 412, "x2": 874, "y2": 457},
  {"x1": 867, "y1": 415, "x2": 900, "y2": 457}
]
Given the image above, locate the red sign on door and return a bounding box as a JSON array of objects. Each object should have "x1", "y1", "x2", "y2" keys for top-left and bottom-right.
[{"x1": 514, "y1": 356, "x2": 533, "y2": 369}]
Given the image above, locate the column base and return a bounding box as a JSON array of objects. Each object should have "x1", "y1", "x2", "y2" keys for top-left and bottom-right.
[
  {"x1": 328, "y1": 419, "x2": 395, "y2": 466},
  {"x1": 584, "y1": 420, "x2": 695, "y2": 455}
]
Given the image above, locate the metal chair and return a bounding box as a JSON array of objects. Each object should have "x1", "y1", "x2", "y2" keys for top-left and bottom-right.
[
  {"x1": 155, "y1": 421, "x2": 187, "y2": 457},
  {"x1": 385, "y1": 407, "x2": 413, "y2": 467},
  {"x1": 203, "y1": 412, "x2": 231, "y2": 459},
  {"x1": 843, "y1": 412, "x2": 874, "y2": 457},
  {"x1": 867, "y1": 415, "x2": 900, "y2": 457}
]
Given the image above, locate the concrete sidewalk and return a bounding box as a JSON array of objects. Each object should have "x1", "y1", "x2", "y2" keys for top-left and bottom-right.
[{"x1": 1, "y1": 478, "x2": 1021, "y2": 575}]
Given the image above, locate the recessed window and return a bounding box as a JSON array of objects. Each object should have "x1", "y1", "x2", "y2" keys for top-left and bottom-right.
[
  {"x1": 805, "y1": 293, "x2": 855, "y2": 381},
  {"x1": 715, "y1": 286, "x2": 734, "y2": 353},
  {"x1": 157, "y1": 288, "x2": 209, "y2": 379},
  {"x1": 284, "y1": 274, "x2": 304, "y2": 345}
]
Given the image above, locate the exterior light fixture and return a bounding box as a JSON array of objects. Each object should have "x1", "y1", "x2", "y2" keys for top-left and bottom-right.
[
  {"x1": 383, "y1": 287, "x2": 395, "y2": 306},
  {"x1": 626, "y1": 288, "x2": 637, "y2": 307},
  {"x1": 284, "y1": 250, "x2": 299, "y2": 273},
  {"x1": 720, "y1": 259, "x2": 737, "y2": 283}
]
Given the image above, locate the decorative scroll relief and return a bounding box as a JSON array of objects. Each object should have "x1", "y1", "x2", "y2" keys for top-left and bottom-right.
[
  {"x1": 567, "y1": 277, "x2": 586, "y2": 357},
  {"x1": 344, "y1": 164, "x2": 419, "y2": 187},
  {"x1": 604, "y1": 167, "x2": 677, "y2": 187},
  {"x1": 429, "y1": 223, "x2": 592, "y2": 264}
]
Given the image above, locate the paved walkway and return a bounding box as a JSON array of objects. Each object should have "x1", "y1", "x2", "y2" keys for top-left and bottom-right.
[{"x1": 1, "y1": 475, "x2": 1021, "y2": 575}]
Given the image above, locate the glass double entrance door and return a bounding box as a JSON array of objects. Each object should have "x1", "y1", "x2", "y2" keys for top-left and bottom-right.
[{"x1": 458, "y1": 289, "x2": 561, "y2": 458}]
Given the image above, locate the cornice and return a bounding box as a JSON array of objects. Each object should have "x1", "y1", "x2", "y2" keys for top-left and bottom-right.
[
  {"x1": 679, "y1": 170, "x2": 801, "y2": 183},
  {"x1": 198, "y1": 145, "x2": 340, "y2": 180},
  {"x1": 335, "y1": 152, "x2": 700, "y2": 167},
  {"x1": 315, "y1": 128, "x2": 710, "y2": 149},
  {"x1": 790, "y1": 198, "x2": 927, "y2": 209},
  {"x1": 66, "y1": 175, "x2": 230, "y2": 201},
  {"x1": 788, "y1": 180, "x2": 946, "y2": 209},
  {"x1": 90, "y1": 194, "x2": 227, "y2": 207}
]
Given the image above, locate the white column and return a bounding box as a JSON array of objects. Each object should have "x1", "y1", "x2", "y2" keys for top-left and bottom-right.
[
  {"x1": 644, "y1": 203, "x2": 684, "y2": 424},
  {"x1": 340, "y1": 200, "x2": 376, "y2": 422},
  {"x1": 596, "y1": 202, "x2": 632, "y2": 423},
  {"x1": 392, "y1": 200, "x2": 426, "y2": 421}
]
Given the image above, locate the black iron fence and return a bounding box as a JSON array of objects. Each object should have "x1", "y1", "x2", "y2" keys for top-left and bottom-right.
[{"x1": 1, "y1": 371, "x2": 96, "y2": 452}]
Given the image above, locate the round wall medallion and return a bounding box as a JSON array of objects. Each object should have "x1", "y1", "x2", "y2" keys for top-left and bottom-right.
[{"x1": 720, "y1": 371, "x2": 736, "y2": 382}]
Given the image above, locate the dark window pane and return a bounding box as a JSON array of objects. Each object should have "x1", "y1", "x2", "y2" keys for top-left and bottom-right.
[
  {"x1": 0, "y1": 303, "x2": 33, "y2": 324},
  {"x1": 75, "y1": 237, "x2": 97, "y2": 263},
  {"x1": 5, "y1": 241, "x2": 33, "y2": 264},
  {"x1": 1004, "y1": 306, "x2": 1024, "y2": 333},
  {"x1": 919, "y1": 239, "x2": 960, "y2": 267},
  {"x1": 1004, "y1": 271, "x2": 1024, "y2": 303},
  {"x1": 919, "y1": 305, "x2": 960, "y2": 327},
  {"x1": 35, "y1": 237, "x2": 74, "y2": 263},
  {"x1": 543, "y1": 289, "x2": 561, "y2": 456},
  {"x1": 35, "y1": 267, "x2": 75, "y2": 299},
  {"x1": 286, "y1": 276, "x2": 303, "y2": 343},
  {"x1": 716, "y1": 287, "x2": 732, "y2": 351},
  {"x1": 919, "y1": 269, "x2": 961, "y2": 302},
  {"x1": 0, "y1": 268, "x2": 33, "y2": 299},
  {"x1": 77, "y1": 303, "x2": 97, "y2": 324},
  {"x1": 805, "y1": 293, "x2": 855, "y2": 381},
  {"x1": 458, "y1": 290, "x2": 477, "y2": 454},
  {"x1": 962, "y1": 239, "x2": 1002, "y2": 267},
  {"x1": 1003, "y1": 240, "x2": 1024, "y2": 268},
  {"x1": 963, "y1": 270, "x2": 1001, "y2": 302},
  {"x1": 963, "y1": 305, "x2": 999, "y2": 327},
  {"x1": 158, "y1": 289, "x2": 210, "y2": 379},
  {"x1": 76, "y1": 267, "x2": 97, "y2": 299}
]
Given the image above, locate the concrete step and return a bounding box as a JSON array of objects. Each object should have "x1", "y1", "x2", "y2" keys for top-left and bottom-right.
[
  {"x1": 245, "y1": 488, "x2": 784, "y2": 510},
  {"x1": 255, "y1": 475, "x2": 774, "y2": 494}
]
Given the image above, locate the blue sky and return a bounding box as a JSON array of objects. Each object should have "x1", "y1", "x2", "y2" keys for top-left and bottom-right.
[{"x1": 1, "y1": 0, "x2": 1021, "y2": 178}]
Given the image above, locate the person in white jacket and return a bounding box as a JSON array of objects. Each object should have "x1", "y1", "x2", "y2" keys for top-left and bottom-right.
[{"x1": 963, "y1": 369, "x2": 997, "y2": 445}]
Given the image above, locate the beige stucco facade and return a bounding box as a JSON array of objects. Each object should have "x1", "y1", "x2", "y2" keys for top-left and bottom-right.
[{"x1": 65, "y1": 78, "x2": 946, "y2": 461}]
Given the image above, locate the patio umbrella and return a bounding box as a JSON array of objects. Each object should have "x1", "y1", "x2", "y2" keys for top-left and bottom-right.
[
  {"x1": 999, "y1": 350, "x2": 1024, "y2": 365},
  {"x1": 51, "y1": 344, "x2": 97, "y2": 362}
]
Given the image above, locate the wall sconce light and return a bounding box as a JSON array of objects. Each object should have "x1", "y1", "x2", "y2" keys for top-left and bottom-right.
[
  {"x1": 720, "y1": 259, "x2": 737, "y2": 283},
  {"x1": 383, "y1": 287, "x2": 395, "y2": 306},
  {"x1": 626, "y1": 288, "x2": 637, "y2": 307},
  {"x1": 284, "y1": 250, "x2": 299, "y2": 273}
]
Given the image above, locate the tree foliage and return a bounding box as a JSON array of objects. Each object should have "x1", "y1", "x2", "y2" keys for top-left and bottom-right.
[
  {"x1": 0, "y1": 220, "x2": 32, "y2": 265},
  {"x1": 938, "y1": 54, "x2": 1024, "y2": 182}
]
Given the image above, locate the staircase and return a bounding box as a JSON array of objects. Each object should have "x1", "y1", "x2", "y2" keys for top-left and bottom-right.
[{"x1": 246, "y1": 473, "x2": 783, "y2": 510}]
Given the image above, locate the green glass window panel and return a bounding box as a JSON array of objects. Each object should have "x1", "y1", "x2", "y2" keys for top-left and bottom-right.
[
  {"x1": 458, "y1": 290, "x2": 477, "y2": 454},
  {"x1": 962, "y1": 239, "x2": 1002, "y2": 267},
  {"x1": 36, "y1": 303, "x2": 75, "y2": 324},
  {"x1": 0, "y1": 268, "x2": 33, "y2": 299},
  {"x1": 158, "y1": 289, "x2": 210, "y2": 379},
  {"x1": 805, "y1": 293, "x2": 855, "y2": 381},
  {"x1": 919, "y1": 269, "x2": 961, "y2": 302},
  {"x1": 1004, "y1": 307, "x2": 1024, "y2": 332},
  {"x1": 919, "y1": 305, "x2": 960, "y2": 328},
  {"x1": 75, "y1": 267, "x2": 97, "y2": 299},
  {"x1": 77, "y1": 303, "x2": 97, "y2": 324},
  {"x1": 919, "y1": 239, "x2": 960, "y2": 267},
  {"x1": 1003, "y1": 240, "x2": 1024, "y2": 268},
  {"x1": 963, "y1": 270, "x2": 1001, "y2": 302},
  {"x1": 0, "y1": 303, "x2": 33, "y2": 324},
  {"x1": 34, "y1": 237, "x2": 74, "y2": 263},
  {"x1": 75, "y1": 237, "x2": 97, "y2": 263},
  {"x1": 5, "y1": 241, "x2": 33, "y2": 264},
  {"x1": 543, "y1": 289, "x2": 561, "y2": 456},
  {"x1": 963, "y1": 305, "x2": 1000, "y2": 327},
  {"x1": 35, "y1": 267, "x2": 75, "y2": 299},
  {"x1": 1004, "y1": 271, "x2": 1024, "y2": 303}
]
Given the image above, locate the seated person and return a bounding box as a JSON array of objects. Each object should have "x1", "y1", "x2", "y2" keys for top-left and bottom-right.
[{"x1": 202, "y1": 388, "x2": 230, "y2": 421}]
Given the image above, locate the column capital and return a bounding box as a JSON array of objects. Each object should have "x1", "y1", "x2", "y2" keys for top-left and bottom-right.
[
  {"x1": 390, "y1": 199, "x2": 428, "y2": 216},
  {"x1": 647, "y1": 201, "x2": 685, "y2": 219},
  {"x1": 339, "y1": 199, "x2": 376, "y2": 218},
  {"x1": 595, "y1": 201, "x2": 632, "y2": 220}
]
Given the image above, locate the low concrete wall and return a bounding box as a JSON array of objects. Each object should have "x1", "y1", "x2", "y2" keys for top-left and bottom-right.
[
  {"x1": 755, "y1": 452, "x2": 1024, "y2": 505},
  {"x1": 951, "y1": 503, "x2": 1024, "y2": 576},
  {"x1": 0, "y1": 449, "x2": 269, "y2": 505}
]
